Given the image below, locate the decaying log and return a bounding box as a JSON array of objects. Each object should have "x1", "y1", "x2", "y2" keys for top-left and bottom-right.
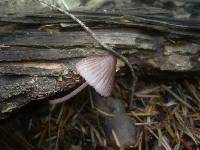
[{"x1": 0, "y1": 9, "x2": 200, "y2": 118}]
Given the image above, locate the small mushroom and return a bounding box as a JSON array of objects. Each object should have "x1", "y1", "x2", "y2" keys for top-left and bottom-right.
[{"x1": 49, "y1": 55, "x2": 117, "y2": 104}]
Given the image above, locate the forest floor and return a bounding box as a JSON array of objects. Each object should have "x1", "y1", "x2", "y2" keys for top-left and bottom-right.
[{"x1": 0, "y1": 75, "x2": 199, "y2": 150}]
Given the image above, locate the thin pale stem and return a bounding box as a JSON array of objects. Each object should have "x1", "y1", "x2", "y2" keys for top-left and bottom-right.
[
  {"x1": 36, "y1": 0, "x2": 137, "y2": 108},
  {"x1": 49, "y1": 82, "x2": 88, "y2": 105}
]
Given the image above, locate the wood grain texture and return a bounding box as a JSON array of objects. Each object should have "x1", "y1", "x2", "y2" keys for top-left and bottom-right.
[{"x1": 0, "y1": 10, "x2": 200, "y2": 118}]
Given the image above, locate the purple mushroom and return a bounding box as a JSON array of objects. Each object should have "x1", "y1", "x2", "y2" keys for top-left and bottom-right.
[{"x1": 49, "y1": 55, "x2": 117, "y2": 104}]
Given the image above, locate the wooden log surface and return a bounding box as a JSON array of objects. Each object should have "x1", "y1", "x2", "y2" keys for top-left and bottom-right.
[{"x1": 0, "y1": 10, "x2": 200, "y2": 118}]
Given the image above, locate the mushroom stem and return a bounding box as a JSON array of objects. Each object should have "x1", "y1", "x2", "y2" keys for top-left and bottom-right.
[{"x1": 49, "y1": 82, "x2": 88, "y2": 105}]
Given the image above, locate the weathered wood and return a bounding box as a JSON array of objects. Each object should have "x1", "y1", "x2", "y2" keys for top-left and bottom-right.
[
  {"x1": 1, "y1": 12, "x2": 200, "y2": 37},
  {"x1": 0, "y1": 30, "x2": 152, "y2": 47},
  {"x1": 0, "y1": 30, "x2": 200, "y2": 75},
  {"x1": 0, "y1": 10, "x2": 200, "y2": 118},
  {"x1": 0, "y1": 46, "x2": 105, "y2": 61}
]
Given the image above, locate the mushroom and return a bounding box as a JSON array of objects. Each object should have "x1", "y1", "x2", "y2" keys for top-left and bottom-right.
[{"x1": 49, "y1": 55, "x2": 117, "y2": 104}]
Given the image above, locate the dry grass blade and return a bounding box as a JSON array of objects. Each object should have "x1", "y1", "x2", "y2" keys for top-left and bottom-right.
[
  {"x1": 148, "y1": 129, "x2": 172, "y2": 150},
  {"x1": 112, "y1": 129, "x2": 121, "y2": 148},
  {"x1": 85, "y1": 120, "x2": 106, "y2": 146},
  {"x1": 184, "y1": 80, "x2": 200, "y2": 104},
  {"x1": 165, "y1": 126, "x2": 177, "y2": 141},
  {"x1": 95, "y1": 108, "x2": 115, "y2": 117},
  {"x1": 174, "y1": 112, "x2": 199, "y2": 145},
  {"x1": 161, "y1": 85, "x2": 195, "y2": 111},
  {"x1": 130, "y1": 111, "x2": 172, "y2": 149},
  {"x1": 135, "y1": 86, "x2": 160, "y2": 98},
  {"x1": 37, "y1": 122, "x2": 48, "y2": 148},
  {"x1": 129, "y1": 111, "x2": 158, "y2": 117}
]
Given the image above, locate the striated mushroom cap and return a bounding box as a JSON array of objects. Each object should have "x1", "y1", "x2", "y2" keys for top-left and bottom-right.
[{"x1": 76, "y1": 55, "x2": 117, "y2": 97}]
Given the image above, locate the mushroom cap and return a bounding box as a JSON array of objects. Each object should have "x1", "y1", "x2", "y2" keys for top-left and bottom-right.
[{"x1": 76, "y1": 55, "x2": 117, "y2": 97}]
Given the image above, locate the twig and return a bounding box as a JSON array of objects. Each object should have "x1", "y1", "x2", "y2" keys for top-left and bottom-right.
[
  {"x1": 130, "y1": 112, "x2": 172, "y2": 150},
  {"x1": 35, "y1": 0, "x2": 137, "y2": 108},
  {"x1": 112, "y1": 129, "x2": 122, "y2": 148}
]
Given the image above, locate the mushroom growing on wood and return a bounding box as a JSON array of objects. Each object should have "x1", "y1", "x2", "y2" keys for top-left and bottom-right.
[{"x1": 49, "y1": 55, "x2": 117, "y2": 104}]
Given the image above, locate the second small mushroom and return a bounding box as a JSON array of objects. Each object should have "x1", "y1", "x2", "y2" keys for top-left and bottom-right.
[{"x1": 49, "y1": 55, "x2": 117, "y2": 104}]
